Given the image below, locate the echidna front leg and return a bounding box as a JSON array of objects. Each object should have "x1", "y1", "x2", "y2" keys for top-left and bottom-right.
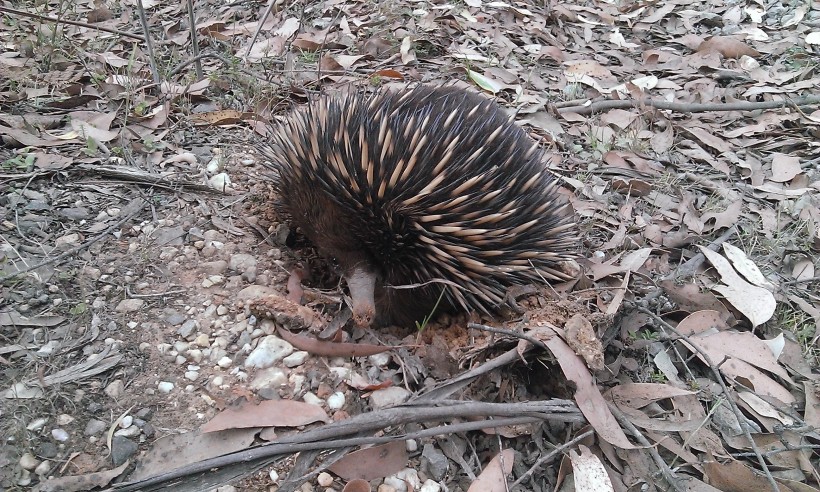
[{"x1": 346, "y1": 265, "x2": 378, "y2": 328}]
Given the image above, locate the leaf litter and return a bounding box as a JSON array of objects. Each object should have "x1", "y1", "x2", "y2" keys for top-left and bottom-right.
[{"x1": 0, "y1": 0, "x2": 818, "y2": 491}]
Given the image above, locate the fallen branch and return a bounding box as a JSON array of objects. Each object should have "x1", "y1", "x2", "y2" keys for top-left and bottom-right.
[
  {"x1": 556, "y1": 94, "x2": 820, "y2": 116},
  {"x1": 0, "y1": 5, "x2": 145, "y2": 41}
]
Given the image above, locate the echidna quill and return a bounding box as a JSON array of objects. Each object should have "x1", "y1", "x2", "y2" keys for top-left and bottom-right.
[{"x1": 259, "y1": 85, "x2": 578, "y2": 328}]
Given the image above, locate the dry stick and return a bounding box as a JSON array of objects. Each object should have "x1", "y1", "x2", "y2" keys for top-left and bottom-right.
[
  {"x1": 662, "y1": 226, "x2": 736, "y2": 280},
  {"x1": 135, "y1": 0, "x2": 160, "y2": 85},
  {"x1": 606, "y1": 401, "x2": 686, "y2": 492},
  {"x1": 245, "y1": 0, "x2": 279, "y2": 60},
  {"x1": 186, "y1": 0, "x2": 203, "y2": 79},
  {"x1": 557, "y1": 95, "x2": 820, "y2": 116},
  {"x1": 6, "y1": 200, "x2": 146, "y2": 280},
  {"x1": 0, "y1": 6, "x2": 146, "y2": 41},
  {"x1": 510, "y1": 429, "x2": 595, "y2": 488},
  {"x1": 468, "y1": 322, "x2": 550, "y2": 351},
  {"x1": 107, "y1": 402, "x2": 582, "y2": 491},
  {"x1": 633, "y1": 305, "x2": 781, "y2": 492}
]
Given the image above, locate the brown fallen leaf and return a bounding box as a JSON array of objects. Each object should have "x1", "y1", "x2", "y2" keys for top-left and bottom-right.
[
  {"x1": 697, "y1": 36, "x2": 761, "y2": 59},
  {"x1": 563, "y1": 314, "x2": 605, "y2": 371},
  {"x1": 34, "y1": 460, "x2": 130, "y2": 492},
  {"x1": 201, "y1": 399, "x2": 330, "y2": 433},
  {"x1": 467, "y1": 449, "x2": 515, "y2": 492},
  {"x1": 327, "y1": 441, "x2": 408, "y2": 481}
]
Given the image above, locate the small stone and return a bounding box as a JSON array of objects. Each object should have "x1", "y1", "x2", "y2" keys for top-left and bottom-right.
[
  {"x1": 157, "y1": 381, "x2": 174, "y2": 393},
  {"x1": 55, "y1": 233, "x2": 81, "y2": 250},
  {"x1": 111, "y1": 436, "x2": 139, "y2": 467},
  {"x1": 419, "y1": 480, "x2": 441, "y2": 492},
  {"x1": 19, "y1": 453, "x2": 39, "y2": 470},
  {"x1": 317, "y1": 472, "x2": 333, "y2": 487},
  {"x1": 250, "y1": 367, "x2": 289, "y2": 390},
  {"x1": 229, "y1": 253, "x2": 257, "y2": 272},
  {"x1": 115, "y1": 299, "x2": 145, "y2": 313},
  {"x1": 370, "y1": 387, "x2": 411, "y2": 409},
  {"x1": 184, "y1": 371, "x2": 199, "y2": 381},
  {"x1": 178, "y1": 319, "x2": 198, "y2": 339},
  {"x1": 120, "y1": 416, "x2": 133, "y2": 429},
  {"x1": 165, "y1": 312, "x2": 186, "y2": 325},
  {"x1": 200, "y1": 260, "x2": 228, "y2": 275},
  {"x1": 421, "y1": 444, "x2": 449, "y2": 481},
  {"x1": 327, "y1": 392, "x2": 345, "y2": 410},
  {"x1": 384, "y1": 469, "x2": 420, "y2": 492},
  {"x1": 84, "y1": 419, "x2": 107, "y2": 436},
  {"x1": 81, "y1": 266, "x2": 101, "y2": 280},
  {"x1": 34, "y1": 460, "x2": 51, "y2": 476},
  {"x1": 187, "y1": 349, "x2": 204, "y2": 363},
  {"x1": 244, "y1": 336, "x2": 294, "y2": 369},
  {"x1": 302, "y1": 392, "x2": 324, "y2": 406},
  {"x1": 27, "y1": 418, "x2": 48, "y2": 431},
  {"x1": 36, "y1": 442, "x2": 58, "y2": 459},
  {"x1": 51, "y1": 428, "x2": 69, "y2": 441},
  {"x1": 368, "y1": 352, "x2": 391, "y2": 367},
  {"x1": 406, "y1": 439, "x2": 418, "y2": 453},
  {"x1": 216, "y1": 305, "x2": 229, "y2": 316},
  {"x1": 217, "y1": 356, "x2": 233, "y2": 368},
  {"x1": 378, "y1": 485, "x2": 398, "y2": 492},
  {"x1": 104, "y1": 380, "x2": 125, "y2": 399},
  {"x1": 269, "y1": 469, "x2": 279, "y2": 482},
  {"x1": 56, "y1": 414, "x2": 75, "y2": 426},
  {"x1": 114, "y1": 426, "x2": 140, "y2": 437},
  {"x1": 283, "y1": 351, "x2": 309, "y2": 368},
  {"x1": 194, "y1": 333, "x2": 210, "y2": 347},
  {"x1": 17, "y1": 469, "x2": 32, "y2": 487}
]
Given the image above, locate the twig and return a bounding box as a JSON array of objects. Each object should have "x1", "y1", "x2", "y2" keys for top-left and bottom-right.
[
  {"x1": 6, "y1": 200, "x2": 146, "y2": 280},
  {"x1": 633, "y1": 305, "x2": 781, "y2": 492},
  {"x1": 106, "y1": 400, "x2": 582, "y2": 491},
  {"x1": 661, "y1": 226, "x2": 736, "y2": 280},
  {"x1": 245, "y1": 0, "x2": 279, "y2": 60},
  {"x1": 607, "y1": 401, "x2": 686, "y2": 492},
  {"x1": 510, "y1": 429, "x2": 595, "y2": 487},
  {"x1": 0, "y1": 5, "x2": 146, "y2": 41},
  {"x1": 468, "y1": 322, "x2": 550, "y2": 351},
  {"x1": 186, "y1": 0, "x2": 203, "y2": 79},
  {"x1": 135, "y1": 0, "x2": 160, "y2": 85},
  {"x1": 557, "y1": 95, "x2": 820, "y2": 116}
]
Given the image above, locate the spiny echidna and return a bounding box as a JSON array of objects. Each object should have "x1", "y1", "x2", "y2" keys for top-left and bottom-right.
[{"x1": 260, "y1": 85, "x2": 578, "y2": 328}]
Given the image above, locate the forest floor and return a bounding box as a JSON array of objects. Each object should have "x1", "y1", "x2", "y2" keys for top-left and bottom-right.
[{"x1": 1, "y1": 0, "x2": 819, "y2": 491}]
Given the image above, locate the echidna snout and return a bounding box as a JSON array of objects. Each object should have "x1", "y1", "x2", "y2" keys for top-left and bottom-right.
[{"x1": 261, "y1": 85, "x2": 578, "y2": 328}]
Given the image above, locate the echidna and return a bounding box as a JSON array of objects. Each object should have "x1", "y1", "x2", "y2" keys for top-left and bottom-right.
[{"x1": 260, "y1": 85, "x2": 577, "y2": 328}]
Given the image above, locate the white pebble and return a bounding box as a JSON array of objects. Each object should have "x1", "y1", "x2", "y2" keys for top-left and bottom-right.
[
  {"x1": 406, "y1": 439, "x2": 418, "y2": 452},
  {"x1": 185, "y1": 371, "x2": 199, "y2": 381},
  {"x1": 420, "y1": 480, "x2": 441, "y2": 492},
  {"x1": 317, "y1": 472, "x2": 333, "y2": 487},
  {"x1": 19, "y1": 453, "x2": 39, "y2": 470},
  {"x1": 327, "y1": 392, "x2": 346, "y2": 410},
  {"x1": 283, "y1": 351, "x2": 309, "y2": 368},
  {"x1": 269, "y1": 469, "x2": 279, "y2": 482},
  {"x1": 302, "y1": 392, "x2": 324, "y2": 406},
  {"x1": 217, "y1": 356, "x2": 233, "y2": 368},
  {"x1": 120, "y1": 416, "x2": 133, "y2": 429},
  {"x1": 157, "y1": 381, "x2": 174, "y2": 393},
  {"x1": 51, "y1": 428, "x2": 69, "y2": 442}
]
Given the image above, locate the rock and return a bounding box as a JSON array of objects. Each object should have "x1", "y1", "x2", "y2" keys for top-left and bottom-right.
[
  {"x1": 51, "y1": 428, "x2": 69, "y2": 441},
  {"x1": 327, "y1": 392, "x2": 345, "y2": 410},
  {"x1": 19, "y1": 453, "x2": 39, "y2": 471},
  {"x1": 178, "y1": 319, "x2": 198, "y2": 339},
  {"x1": 84, "y1": 419, "x2": 107, "y2": 436},
  {"x1": 421, "y1": 444, "x2": 449, "y2": 481},
  {"x1": 302, "y1": 392, "x2": 323, "y2": 406},
  {"x1": 165, "y1": 311, "x2": 186, "y2": 326},
  {"x1": 229, "y1": 253, "x2": 257, "y2": 272},
  {"x1": 111, "y1": 436, "x2": 138, "y2": 466},
  {"x1": 420, "y1": 480, "x2": 441, "y2": 492},
  {"x1": 370, "y1": 387, "x2": 411, "y2": 409},
  {"x1": 244, "y1": 336, "x2": 293, "y2": 369},
  {"x1": 283, "y1": 351, "x2": 309, "y2": 368},
  {"x1": 104, "y1": 380, "x2": 125, "y2": 399},
  {"x1": 250, "y1": 367, "x2": 288, "y2": 390},
  {"x1": 55, "y1": 233, "x2": 81, "y2": 250},
  {"x1": 157, "y1": 381, "x2": 174, "y2": 393},
  {"x1": 383, "y1": 469, "x2": 420, "y2": 492},
  {"x1": 115, "y1": 299, "x2": 145, "y2": 313},
  {"x1": 36, "y1": 442, "x2": 58, "y2": 459},
  {"x1": 317, "y1": 472, "x2": 333, "y2": 487},
  {"x1": 200, "y1": 260, "x2": 228, "y2": 275}
]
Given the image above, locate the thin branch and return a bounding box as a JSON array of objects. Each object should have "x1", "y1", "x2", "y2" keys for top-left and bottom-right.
[
  {"x1": 557, "y1": 95, "x2": 820, "y2": 116},
  {"x1": 0, "y1": 5, "x2": 145, "y2": 41},
  {"x1": 186, "y1": 0, "x2": 203, "y2": 79},
  {"x1": 135, "y1": 0, "x2": 160, "y2": 85}
]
